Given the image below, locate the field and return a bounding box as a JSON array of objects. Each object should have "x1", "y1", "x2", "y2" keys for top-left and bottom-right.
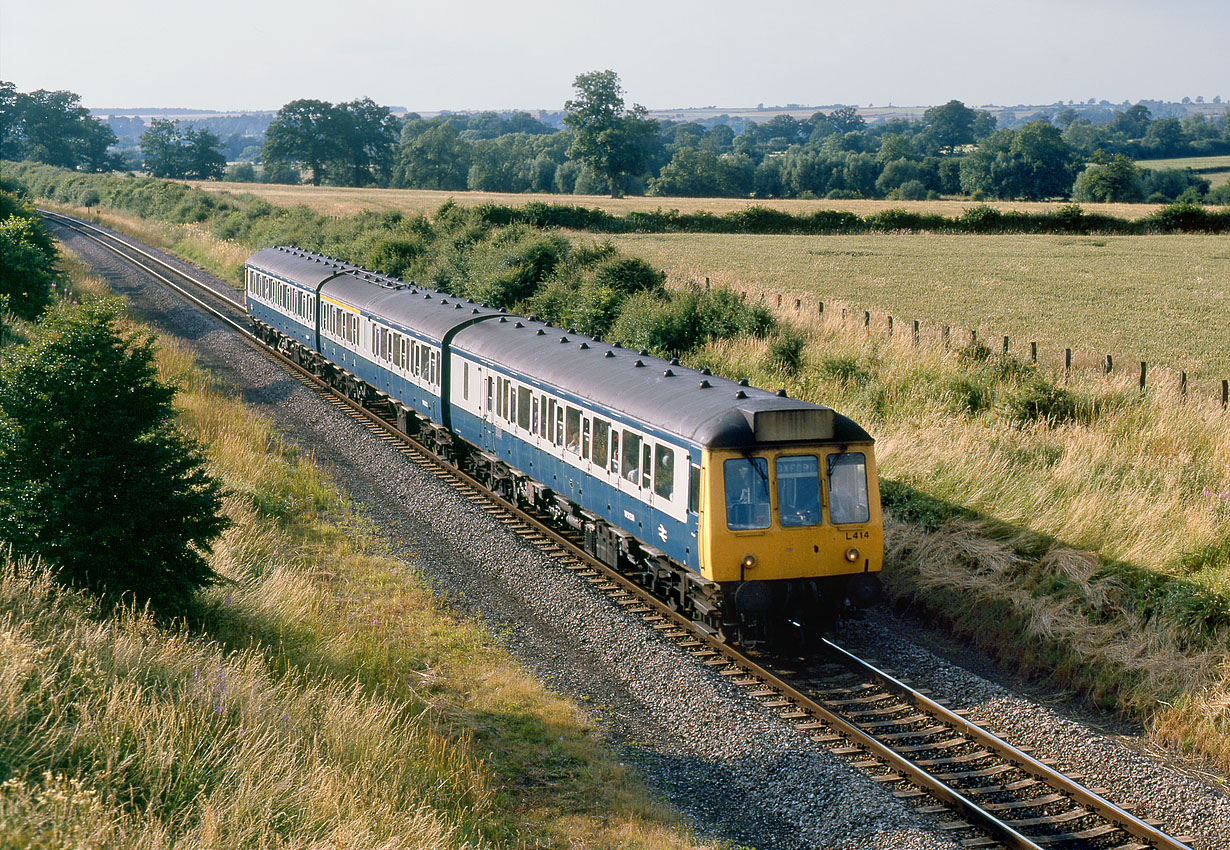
[
  {"x1": 188, "y1": 180, "x2": 1168, "y2": 220},
  {"x1": 605, "y1": 232, "x2": 1230, "y2": 385},
  {"x1": 1136, "y1": 154, "x2": 1230, "y2": 188}
]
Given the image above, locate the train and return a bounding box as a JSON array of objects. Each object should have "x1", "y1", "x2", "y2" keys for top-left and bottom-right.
[{"x1": 244, "y1": 246, "x2": 883, "y2": 643}]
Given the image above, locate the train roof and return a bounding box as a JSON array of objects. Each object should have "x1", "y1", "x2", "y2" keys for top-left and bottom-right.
[
  {"x1": 248, "y1": 246, "x2": 503, "y2": 340},
  {"x1": 452, "y1": 315, "x2": 872, "y2": 450}
]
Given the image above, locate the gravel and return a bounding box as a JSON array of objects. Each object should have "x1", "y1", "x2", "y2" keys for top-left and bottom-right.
[{"x1": 52, "y1": 220, "x2": 1227, "y2": 849}]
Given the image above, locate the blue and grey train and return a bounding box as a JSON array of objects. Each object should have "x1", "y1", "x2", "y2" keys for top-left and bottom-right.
[{"x1": 245, "y1": 246, "x2": 883, "y2": 640}]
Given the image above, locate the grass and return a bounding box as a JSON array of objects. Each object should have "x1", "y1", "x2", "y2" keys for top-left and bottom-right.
[
  {"x1": 188, "y1": 179, "x2": 1170, "y2": 220},
  {"x1": 0, "y1": 255, "x2": 710, "y2": 849},
  {"x1": 686, "y1": 309, "x2": 1230, "y2": 772},
  {"x1": 603, "y1": 231, "x2": 1230, "y2": 385}
]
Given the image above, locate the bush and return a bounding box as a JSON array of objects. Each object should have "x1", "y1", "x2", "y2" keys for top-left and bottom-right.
[
  {"x1": 0, "y1": 211, "x2": 57, "y2": 321},
  {"x1": 0, "y1": 300, "x2": 228, "y2": 611},
  {"x1": 1001, "y1": 375, "x2": 1082, "y2": 425}
]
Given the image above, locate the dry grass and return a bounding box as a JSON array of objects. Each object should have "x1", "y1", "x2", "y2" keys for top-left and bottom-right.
[
  {"x1": 187, "y1": 180, "x2": 1167, "y2": 220},
  {"x1": 609, "y1": 231, "x2": 1230, "y2": 385},
  {"x1": 0, "y1": 257, "x2": 709, "y2": 850}
]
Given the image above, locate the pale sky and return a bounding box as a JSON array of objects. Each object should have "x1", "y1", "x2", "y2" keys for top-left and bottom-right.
[{"x1": 2, "y1": 0, "x2": 1227, "y2": 113}]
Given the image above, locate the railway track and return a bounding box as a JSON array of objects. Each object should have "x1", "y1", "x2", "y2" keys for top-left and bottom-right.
[{"x1": 43, "y1": 210, "x2": 1198, "y2": 850}]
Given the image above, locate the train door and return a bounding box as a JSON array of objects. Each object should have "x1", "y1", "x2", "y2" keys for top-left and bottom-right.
[{"x1": 478, "y1": 366, "x2": 496, "y2": 451}]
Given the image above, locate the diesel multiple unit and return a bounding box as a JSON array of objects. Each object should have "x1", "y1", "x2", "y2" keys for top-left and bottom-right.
[{"x1": 246, "y1": 246, "x2": 883, "y2": 641}]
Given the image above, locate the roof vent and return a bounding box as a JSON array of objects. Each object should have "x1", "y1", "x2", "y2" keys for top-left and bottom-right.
[
  {"x1": 639, "y1": 349, "x2": 649, "y2": 356},
  {"x1": 424, "y1": 294, "x2": 431, "y2": 300},
  {"x1": 663, "y1": 369, "x2": 675, "y2": 377},
  {"x1": 472, "y1": 308, "x2": 480, "y2": 314},
  {"x1": 634, "y1": 360, "x2": 645, "y2": 368},
  {"x1": 440, "y1": 299, "x2": 448, "y2": 304},
  {"x1": 579, "y1": 342, "x2": 589, "y2": 350},
  {"x1": 699, "y1": 379, "x2": 711, "y2": 388},
  {"x1": 567, "y1": 328, "x2": 576, "y2": 334},
  {"x1": 776, "y1": 388, "x2": 787, "y2": 397},
  {"x1": 604, "y1": 350, "x2": 615, "y2": 358},
  {"x1": 701, "y1": 367, "x2": 712, "y2": 376},
  {"x1": 670, "y1": 357, "x2": 680, "y2": 365},
  {"x1": 738, "y1": 379, "x2": 749, "y2": 387},
  {"x1": 613, "y1": 342, "x2": 622, "y2": 349},
  {"x1": 536, "y1": 329, "x2": 545, "y2": 335},
  {"x1": 515, "y1": 321, "x2": 524, "y2": 328},
  {"x1": 527, "y1": 314, "x2": 537, "y2": 322},
  {"x1": 559, "y1": 336, "x2": 569, "y2": 343},
  {"x1": 592, "y1": 334, "x2": 602, "y2": 341},
  {"x1": 499, "y1": 317, "x2": 508, "y2": 323},
  {"x1": 454, "y1": 303, "x2": 462, "y2": 309},
  {"x1": 735, "y1": 390, "x2": 748, "y2": 399}
]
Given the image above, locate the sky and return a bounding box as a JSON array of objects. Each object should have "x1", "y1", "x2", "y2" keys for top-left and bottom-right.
[{"x1": 2, "y1": 0, "x2": 1227, "y2": 113}]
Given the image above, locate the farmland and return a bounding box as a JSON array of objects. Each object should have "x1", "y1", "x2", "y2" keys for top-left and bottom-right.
[
  {"x1": 605, "y1": 231, "x2": 1230, "y2": 384},
  {"x1": 1136, "y1": 154, "x2": 1230, "y2": 188},
  {"x1": 189, "y1": 180, "x2": 1169, "y2": 220}
]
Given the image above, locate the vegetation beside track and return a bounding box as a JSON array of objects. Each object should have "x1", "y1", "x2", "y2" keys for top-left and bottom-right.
[
  {"x1": 11, "y1": 167, "x2": 1230, "y2": 774},
  {"x1": 0, "y1": 253, "x2": 708, "y2": 848}
]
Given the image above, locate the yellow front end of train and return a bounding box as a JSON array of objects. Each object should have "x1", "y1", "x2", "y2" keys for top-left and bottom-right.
[{"x1": 697, "y1": 442, "x2": 883, "y2": 596}]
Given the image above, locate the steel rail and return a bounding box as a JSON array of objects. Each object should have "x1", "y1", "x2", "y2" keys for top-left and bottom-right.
[{"x1": 45, "y1": 209, "x2": 1193, "y2": 850}]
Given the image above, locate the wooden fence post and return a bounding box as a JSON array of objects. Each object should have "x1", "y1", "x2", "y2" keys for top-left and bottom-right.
[
  {"x1": 912, "y1": 320, "x2": 920, "y2": 346},
  {"x1": 1031, "y1": 341, "x2": 1037, "y2": 363},
  {"x1": 1065, "y1": 348, "x2": 1072, "y2": 372},
  {"x1": 1104, "y1": 354, "x2": 1113, "y2": 375},
  {"x1": 1179, "y1": 371, "x2": 1187, "y2": 396},
  {"x1": 1139, "y1": 361, "x2": 1146, "y2": 391},
  {"x1": 864, "y1": 310, "x2": 871, "y2": 331},
  {"x1": 1223, "y1": 379, "x2": 1228, "y2": 410},
  {"x1": 887, "y1": 316, "x2": 893, "y2": 336},
  {"x1": 1003, "y1": 335, "x2": 1009, "y2": 356},
  {"x1": 818, "y1": 301, "x2": 824, "y2": 314},
  {"x1": 777, "y1": 294, "x2": 782, "y2": 307},
  {"x1": 942, "y1": 326, "x2": 950, "y2": 349},
  {"x1": 970, "y1": 329, "x2": 977, "y2": 347},
  {"x1": 705, "y1": 276, "x2": 710, "y2": 291}
]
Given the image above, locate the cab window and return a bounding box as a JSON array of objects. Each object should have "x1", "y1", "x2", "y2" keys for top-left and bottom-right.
[
  {"x1": 828, "y1": 452, "x2": 870, "y2": 524},
  {"x1": 776, "y1": 455, "x2": 820, "y2": 527},
  {"x1": 724, "y1": 457, "x2": 770, "y2": 530}
]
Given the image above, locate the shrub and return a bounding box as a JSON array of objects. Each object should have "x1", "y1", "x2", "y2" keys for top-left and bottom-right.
[
  {"x1": 0, "y1": 300, "x2": 228, "y2": 611},
  {"x1": 0, "y1": 207, "x2": 57, "y2": 320},
  {"x1": 1001, "y1": 375, "x2": 1082, "y2": 425},
  {"x1": 592, "y1": 255, "x2": 665, "y2": 295},
  {"x1": 767, "y1": 330, "x2": 806, "y2": 377}
]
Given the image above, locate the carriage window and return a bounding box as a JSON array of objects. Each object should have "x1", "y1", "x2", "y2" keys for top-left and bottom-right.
[
  {"x1": 507, "y1": 381, "x2": 516, "y2": 423},
  {"x1": 610, "y1": 430, "x2": 620, "y2": 473},
  {"x1": 555, "y1": 405, "x2": 564, "y2": 446},
  {"x1": 827, "y1": 452, "x2": 870, "y2": 525},
  {"x1": 548, "y1": 400, "x2": 558, "y2": 444},
  {"x1": 539, "y1": 395, "x2": 548, "y2": 438},
  {"x1": 622, "y1": 431, "x2": 641, "y2": 484},
  {"x1": 688, "y1": 463, "x2": 701, "y2": 514},
  {"x1": 654, "y1": 445, "x2": 675, "y2": 500},
  {"x1": 582, "y1": 419, "x2": 591, "y2": 460},
  {"x1": 486, "y1": 376, "x2": 493, "y2": 412},
  {"x1": 724, "y1": 457, "x2": 771, "y2": 530},
  {"x1": 463, "y1": 362, "x2": 469, "y2": 400},
  {"x1": 518, "y1": 387, "x2": 531, "y2": 431},
  {"x1": 531, "y1": 394, "x2": 539, "y2": 433},
  {"x1": 565, "y1": 407, "x2": 581, "y2": 454},
  {"x1": 593, "y1": 419, "x2": 609, "y2": 467},
  {"x1": 642, "y1": 443, "x2": 651, "y2": 490},
  {"x1": 776, "y1": 455, "x2": 821, "y2": 527}
]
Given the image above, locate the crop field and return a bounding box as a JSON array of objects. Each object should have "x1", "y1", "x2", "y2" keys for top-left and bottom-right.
[
  {"x1": 605, "y1": 231, "x2": 1230, "y2": 384},
  {"x1": 189, "y1": 180, "x2": 1168, "y2": 220},
  {"x1": 1136, "y1": 154, "x2": 1230, "y2": 187}
]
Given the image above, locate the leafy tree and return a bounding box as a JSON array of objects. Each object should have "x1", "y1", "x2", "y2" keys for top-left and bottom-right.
[
  {"x1": 825, "y1": 106, "x2": 865, "y2": 134},
  {"x1": 1108, "y1": 104, "x2": 1151, "y2": 140},
  {"x1": 0, "y1": 300, "x2": 227, "y2": 611},
  {"x1": 919, "y1": 100, "x2": 978, "y2": 154},
  {"x1": 335, "y1": 98, "x2": 398, "y2": 186},
  {"x1": 139, "y1": 119, "x2": 226, "y2": 179},
  {"x1": 0, "y1": 194, "x2": 57, "y2": 320},
  {"x1": 394, "y1": 121, "x2": 472, "y2": 189},
  {"x1": 1072, "y1": 154, "x2": 1145, "y2": 202},
  {"x1": 0, "y1": 85, "x2": 118, "y2": 171},
  {"x1": 1007, "y1": 121, "x2": 1078, "y2": 198},
  {"x1": 564, "y1": 70, "x2": 658, "y2": 197},
  {"x1": 262, "y1": 99, "x2": 342, "y2": 185},
  {"x1": 138, "y1": 118, "x2": 185, "y2": 178}
]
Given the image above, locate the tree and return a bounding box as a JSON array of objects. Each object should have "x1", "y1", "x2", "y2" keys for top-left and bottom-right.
[
  {"x1": 394, "y1": 121, "x2": 471, "y2": 190},
  {"x1": 0, "y1": 213, "x2": 57, "y2": 320},
  {"x1": 564, "y1": 70, "x2": 659, "y2": 197},
  {"x1": 335, "y1": 98, "x2": 398, "y2": 186},
  {"x1": 0, "y1": 85, "x2": 118, "y2": 171},
  {"x1": 0, "y1": 300, "x2": 227, "y2": 611},
  {"x1": 919, "y1": 100, "x2": 978, "y2": 154},
  {"x1": 139, "y1": 119, "x2": 226, "y2": 179},
  {"x1": 1072, "y1": 154, "x2": 1144, "y2": 202},
  {"x1": 138, "y1": 118, "x2": 184, "y2": 178},
  {"x1": 262, "y1": 99, "x2": 342, "y2": 185}
]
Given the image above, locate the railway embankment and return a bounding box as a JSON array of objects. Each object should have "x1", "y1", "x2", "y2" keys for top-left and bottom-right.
[{"x1": 7, "y1": 164, "x2": 1228, "y2": 777}]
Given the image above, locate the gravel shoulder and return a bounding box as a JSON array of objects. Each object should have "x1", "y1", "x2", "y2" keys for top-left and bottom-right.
[{"x1": 51, "y1": 221, "x2": 1227, "y2": 849}]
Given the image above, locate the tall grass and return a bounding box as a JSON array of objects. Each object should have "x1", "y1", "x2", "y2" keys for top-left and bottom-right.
[{"x1": 0, "y1": 258, "x2": 704, "y2": 850}]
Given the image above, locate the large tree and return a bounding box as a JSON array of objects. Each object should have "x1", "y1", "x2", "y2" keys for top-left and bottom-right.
[
  {"x1": 0, "y1": 300, "x2": 228, "y2": 611},
  {"x1": 262, "y1": 99, "x2": 343, "y2": 185},
  {"x1": 139, "y1": 119, "x2": 227, "y2": 179},
  {"x1": 919, "y1": 99, "x2": 978, "y2": 155},
  {"x1": 0, "y1": 84, "x2": 117, "y2": 171},
  {"x1": 335, "y1": 97, "x2": 399, "y2": 186},
  {"x1": 563, "y1": 70, "x2": 658, "y2": 197}
]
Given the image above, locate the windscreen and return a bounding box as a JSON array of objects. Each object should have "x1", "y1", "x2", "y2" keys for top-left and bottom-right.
[
  {"x1": 724, "y1": 457, "x2": 770, "y2": 530},
  {"x1": 828, "y1": 452, "x2": 870, "y2": 524}
]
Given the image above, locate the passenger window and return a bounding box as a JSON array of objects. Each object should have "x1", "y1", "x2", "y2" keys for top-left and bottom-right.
[
  {"x1": 463, "y1": 362, "x2": 469, "y2": 400},
  {"x1": 518, "y1": 387, "x2": 531, "y2": 431},
  {"x1": 828, "y1": 452, "x2": 871, "y2": 525},
  {"x1": 610, "y1": 430, "x2": 620, "y2": 472},
  {"x1": 556, "y1": 406, "x2": 564, "y2": 446},
  {"x1": 592, "y1": 419, "x2": 609, "y2": 467},
  {"x1": 622, "y1": 431, "x2": 641, "y2": 484},
  {"x1": 688, "y1": 463, "x2": 701, "y2": 514},
  {"x1": 486, "y1": 377, "x2": 493, "y2": 412},
  {"x1": 496, "y1": 378, "x2": 504, "y2": 418},
  {"x1": 724, "y1": 457, "x2": 771, "y2": 530},
  {"x1": 548, "y1": 400, "x2": 558, "y2": 444},
  {"x1": 654, "y1": 446, "x2": 675, "y2": 500},
  {"x1": 531, "y1": 395, "x2": 539, "y2": 433},
  {"x1": 582, "y1": 419, "x2": 591, "y2": 460},
  {"x1": 565, "y1": 407, "x2": 581, "y2": 454},
  {"x1": 776, "y1": 455, "x2": 821, "y2": 527},
  {"x1": 539, "y1": 395, "x2": 548, "y2": 438},
  {"x1": 642, "y1": 444, "x2": 651, "y2": 490}
]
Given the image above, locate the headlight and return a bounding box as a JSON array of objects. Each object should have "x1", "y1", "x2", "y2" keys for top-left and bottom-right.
[
  {"x1": 742, "y1": 554, "x2": 756, "y2": 570},
  {"x1": 845, "y1": 547, "x2": 860, "y2": 563}
]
